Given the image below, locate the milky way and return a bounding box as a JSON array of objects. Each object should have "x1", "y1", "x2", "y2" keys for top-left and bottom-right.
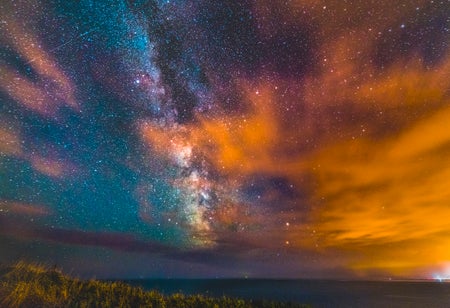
[{"x1": 0, "y1": 0, "x2": 449, "y2": 279}]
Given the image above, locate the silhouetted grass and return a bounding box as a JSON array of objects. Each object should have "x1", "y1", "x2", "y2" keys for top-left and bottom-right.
[{"x1": 0, "y1": 262, "x2": 310, "y2": 307}]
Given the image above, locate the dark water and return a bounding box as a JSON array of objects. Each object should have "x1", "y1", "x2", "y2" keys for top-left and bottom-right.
[{"x1": 124, "y1": 279, "x2": 450, "y2": 308}]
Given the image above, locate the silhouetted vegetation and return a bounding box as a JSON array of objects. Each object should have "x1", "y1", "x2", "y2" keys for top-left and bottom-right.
[{"x1": 0, "y1": 262, "x2": 310, "y2": 307}]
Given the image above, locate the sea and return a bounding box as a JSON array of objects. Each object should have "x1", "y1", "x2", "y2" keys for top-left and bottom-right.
[{"x1": 123, "y1": 279, "x2": 450, "y2": 308}]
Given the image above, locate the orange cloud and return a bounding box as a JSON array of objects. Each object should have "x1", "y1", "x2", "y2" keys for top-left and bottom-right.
[
  {"x1": 194, "y1": 83, "x2": 281, "y2": 176},
  {"x1": 0, "y1": 121, "x2": 76, "y2": 178},
  {"x1": 0, "y1": 65, "x2": 62, "y2": 117},
  {"x1": 296, "y1": 100, "x2": 450, "y2": 275},
  {"x1": 186, "y1": 54, "x2": 450, "y2": 276},
  {"x1": 0, "y1": 6, "x2": 78, "y2": 117},
  {"x1": 0, "y1": 125, "x2": 22, "y2": 157},
  {"x1": 139, "y1": 121, "x2": 195, "y2": 169},
  {"x1": 356, "y1": 58, "x2": 450, "y2": 110},
  {"x1": 0, "y1": 200, "x2": 51, "y2": 217},
  {"x1": 139, "y1": 80, "x2": 300, "y2": 178},
  {"x1": 29, "y1": 156, "x2": 75, "y2": 178}
]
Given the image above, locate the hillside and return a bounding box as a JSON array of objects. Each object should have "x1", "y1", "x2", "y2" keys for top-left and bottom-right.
[{"x1": 0, "y1": 262, "x2": 309, "y2": 307}]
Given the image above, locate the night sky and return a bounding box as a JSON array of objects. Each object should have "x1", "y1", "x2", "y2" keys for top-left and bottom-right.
[{"x1": 0, "y1": 0, "x2": 449, "y2": 279}]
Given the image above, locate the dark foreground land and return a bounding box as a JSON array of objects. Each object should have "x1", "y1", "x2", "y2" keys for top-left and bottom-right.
[{"x1": 0, "y1": 262, "x2": 309, "y2": 307}]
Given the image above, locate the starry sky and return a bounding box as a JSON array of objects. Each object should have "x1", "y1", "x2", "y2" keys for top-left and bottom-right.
[{"x1": 0, "y1": 0, "x2": 449, "y2": 279}]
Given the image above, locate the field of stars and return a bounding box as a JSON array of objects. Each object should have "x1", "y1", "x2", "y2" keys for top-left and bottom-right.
[{"x1": 0, "y1": 0, "x2": 449, "y2": 279}]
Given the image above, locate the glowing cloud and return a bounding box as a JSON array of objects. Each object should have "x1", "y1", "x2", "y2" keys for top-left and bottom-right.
[
  {"x1": 0, "y1": 200, "x2": 51, "y2": 217},
  {"x1": 0, "y1": 6, "x2": 78, "y2": 117},
  {"x1": 0, "y1": 125, "x2": 22, "y2": 157}
]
